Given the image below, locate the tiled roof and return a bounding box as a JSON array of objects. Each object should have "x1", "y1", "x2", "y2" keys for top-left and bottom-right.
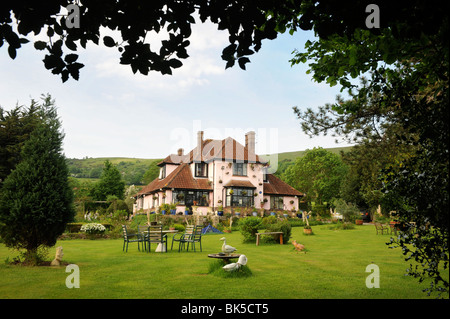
[
  {"x1": 136, "y1": 163, "x2": 212, "y2": 196},
  {"x1": 158, "y1": 137, "x2": 265, "y2": 165},
  {"x1": 223, "y1": 180, "x2": 257, "y2": 188},
  {"x1": 263, "y1": 174, "x2": 304, "y2": 197}
]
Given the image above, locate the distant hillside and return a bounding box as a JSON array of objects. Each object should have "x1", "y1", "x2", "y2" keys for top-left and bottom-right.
[
  {"x1": 270, "y1": 146, "x2": 352, "y2": 162},
  {"x1": 67, "y1": 146, "x2": 353, "y2": 185},
  {"x1": 66, "y1": 157, "x2": 162, "y2": 185}
]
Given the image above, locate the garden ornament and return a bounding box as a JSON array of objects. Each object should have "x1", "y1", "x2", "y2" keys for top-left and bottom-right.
[
  {"x1": 222, "y1": 254, "x2": 247, "y2": 272},
  {"x1": 292, "y1": 240, "x2": 305, "y2": 253},
  {"x1": 51, "y1": 246, "x2": 64, "y2": 266},
  {"x1": 219, "y1": 237, "x2": 237, "y2": 255}
]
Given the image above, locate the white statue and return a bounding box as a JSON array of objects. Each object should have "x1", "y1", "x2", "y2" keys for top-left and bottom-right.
[
  {"x1": 220, "y1": 237, "x2": 237, "y2": 255},
  {"x1": 51, "y1": 246, "x2": 64, "y2": 266},
  {"x1": 223, "y1": 255, "x2": 247, "y2": 272}
]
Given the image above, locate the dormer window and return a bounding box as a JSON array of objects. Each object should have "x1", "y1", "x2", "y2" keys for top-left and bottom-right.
[{"x1": 195, "y1": 163, "x2": 208, "y2": 178}]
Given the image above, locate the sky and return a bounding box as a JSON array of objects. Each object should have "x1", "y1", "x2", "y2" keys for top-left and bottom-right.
[{"x1": 0, "y1": 17, "x2": 353, "y2": 160}]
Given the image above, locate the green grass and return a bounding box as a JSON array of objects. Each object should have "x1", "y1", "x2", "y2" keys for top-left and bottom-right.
[{"x1": 0, "y1": 225, "x2": 447, "y2": 299}]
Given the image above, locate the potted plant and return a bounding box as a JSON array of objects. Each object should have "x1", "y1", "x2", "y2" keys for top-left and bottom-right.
[
  {"x1": 217, "y1": 205, "x2": 224, "y2": 216},
  {"x1": 283, "y1": 210, "x2": 289, "y2": 218},
  {"x1": 160, "y1": 203, "x2": 169, "y2": 215},
  {"x1": 303, "y1": 225, "x2": 313, "y2": 235},
  {"x1": 355, "y1": 216, "x2": 364, "y2": 225},
  {"x1": 252, "y1": 207, "x2": 258, "y2": 217},
  {"x1": 169, "y1": 203, "x2": 177, "y2": 215},
  {"x1": 234, "y1": 207, "x2": 241, "y2": 217}
]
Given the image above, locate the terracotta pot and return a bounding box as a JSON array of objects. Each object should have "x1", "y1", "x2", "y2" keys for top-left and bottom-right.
[
  {"x1": 355, "y1": 219, "x2": 363, "y2": 225},
  {"x1": 303, "y1": 228, "x2": 312, "y2": 234}
]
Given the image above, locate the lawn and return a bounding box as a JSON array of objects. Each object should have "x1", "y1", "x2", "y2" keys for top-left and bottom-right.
[{"x1": 0, "y1": 224, "x2": 447, "y2": 299}]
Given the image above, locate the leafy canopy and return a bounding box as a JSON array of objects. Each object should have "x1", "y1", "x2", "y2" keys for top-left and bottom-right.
[{"x1": 1, "y1": 0, "x2": 301, "y2": 82}]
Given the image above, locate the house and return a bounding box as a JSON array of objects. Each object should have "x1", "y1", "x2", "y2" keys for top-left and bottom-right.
[{"x1": 133, "y1": 131, "x2": 304, "y2": 215}]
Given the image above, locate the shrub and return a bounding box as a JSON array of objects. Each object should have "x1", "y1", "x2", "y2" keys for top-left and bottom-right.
[
  {"x1": 261, "y1": 215, "x2": 277, "y2": 228},
  {"x1": 172, "y1": 223, "x2": 185, "y2": 232},
  {"x1": 266, "y1": 220, "x2": 292, "y2": 244},
  {"x1": 81, "y1": 223, "x2": 106, "y2": 234},
  {"x1": 239, "y1": 217, "x2": 262, "y2": 243},
  {"x1": 66, "y1": 222, "x2": 84, "y2": 233}
]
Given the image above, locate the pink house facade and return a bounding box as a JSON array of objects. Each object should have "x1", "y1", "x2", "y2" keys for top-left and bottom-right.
[{"x1": 133, "y1": 131, "x2": 304, "y2": 215}]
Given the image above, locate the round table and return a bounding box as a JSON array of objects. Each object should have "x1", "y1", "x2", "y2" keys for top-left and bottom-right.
[{"x1": 207, "y1": 253, "x2": 241, "y2": 264}]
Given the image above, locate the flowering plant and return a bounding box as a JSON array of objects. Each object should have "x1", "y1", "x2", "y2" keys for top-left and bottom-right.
[{"x1": 81, "y1": 223, "x2": 106, "y2": 234}]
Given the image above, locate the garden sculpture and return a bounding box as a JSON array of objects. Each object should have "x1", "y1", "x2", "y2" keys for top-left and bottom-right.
[
  {"x1": 51, "y1": 246, "x2": 64, "y2": 266},
  {"x1": 223, "y1": 254, "x2": 247, "y2": 272},
  {"x1": 292, "y1": 240, "x2": 305, "y2": 253},
  {"x1": 220, "y1": 237, "x2": 237, "y2": 255}
]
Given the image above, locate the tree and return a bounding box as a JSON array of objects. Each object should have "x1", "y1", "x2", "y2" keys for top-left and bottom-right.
[
  {"x1": 90, "y1": 160, "x2": 125, "y2": 201},
  {"x1": 289, "y1": 0, "x2": 448, "y2": 297},
  {"x1": 1, "y1": 0, "x2": 301, "y2": 82},
  {"x1": 0, "y1": 104, "x2": 75, "y2": 265},
  {"x1": 283, "y1": 148, "x2": 347, "y2": 205},
  {"x1": 0, "y1": 95, "x2": 55, "y2": 185}
]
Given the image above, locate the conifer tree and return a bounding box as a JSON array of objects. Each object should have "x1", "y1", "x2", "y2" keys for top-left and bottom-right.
[{"x1": 0, "y1": 104, "x2": 74, "y2": 264}]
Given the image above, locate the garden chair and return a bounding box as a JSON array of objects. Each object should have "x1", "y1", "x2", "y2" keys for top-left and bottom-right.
[
  {"x1": 171, "y1": 225, "x2": 194, "y2": 252},
  {"x1": 147, "y1": 224, "x2": 168, "y2": 252},
  {"x1": 374, "y1": 222, "x2": 389, "y2": 235},
  {"x1": 179, "y1": 225, "x2": 203, "y2": 252},
  {"x1": 137, "y1": 225, "x2": 150, "y2": 252},
  {"x1": 122, "y1": 225, "x2": 142, "y2": 252}
]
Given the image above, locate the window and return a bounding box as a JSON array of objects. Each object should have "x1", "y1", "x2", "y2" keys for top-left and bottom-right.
[
  {"x1": 172, "y1": 190, "x2": 209, "y2": 206},
  {"x1": 233, "y1": 163, "x2": 247, "y2": 176},
  {"x1": 195, "y1": 163, "x2": 208, "y2": 177},
  {"x1": 262, "y1": 167, "x2": 268, "y2": 182},
  {"x1": 270, "y1": 196, "x2": 284, "y2": 210},
  {"x1": 226, "y1": 187, "x2": 254, "y2": 207}
]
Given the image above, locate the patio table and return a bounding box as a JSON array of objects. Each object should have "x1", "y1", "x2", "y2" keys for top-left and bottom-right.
[{"x1": 145, "y1": 229, "x2": 178, "y2": 252}]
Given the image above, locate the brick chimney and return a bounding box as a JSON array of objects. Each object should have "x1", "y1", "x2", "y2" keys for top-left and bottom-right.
[
  {"x1": 195, "y1": 131, "x2": 204, "y2": 162},
  {"x1": 245, "y1": 131, "x2": 256, "y2": 162}
]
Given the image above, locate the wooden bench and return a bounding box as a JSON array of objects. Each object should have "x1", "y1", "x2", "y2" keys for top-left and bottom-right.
[{"x1": 256, "y1": 232, "x2": 283, "y2": 246}]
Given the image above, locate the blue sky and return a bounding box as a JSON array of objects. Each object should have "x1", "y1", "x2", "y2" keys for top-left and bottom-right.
[{"x1": 0, "y1": 18, "x2": 352, "y2": 159}]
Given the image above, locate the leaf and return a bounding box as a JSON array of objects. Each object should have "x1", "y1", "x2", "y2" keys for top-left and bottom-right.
[
  {"x1": 168, "y1": 58, "x2": 183, "y2": 69},
  {"x1": 103, "y1": 36, "x2": 116, "y2": 48},
  {"x1": 225, "y1": 59, "x2": 235, "y2": 69},
  {"x1": 64, "y1": 54, "x2": 78, "y2": 64},
  {"x1": 8, "y1": 46, "x2": 16, "y2": 59},
  {"x1": 238, "y1": 57, "x2": 250, "y2": 70},
  {"x1": 65, "y1": 38, "x2": 77, "y2": 51}
]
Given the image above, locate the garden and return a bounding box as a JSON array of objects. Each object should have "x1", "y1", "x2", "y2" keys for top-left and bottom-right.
[{"x1": 1, "y1": 213, "x2": 447, "y2": 299}]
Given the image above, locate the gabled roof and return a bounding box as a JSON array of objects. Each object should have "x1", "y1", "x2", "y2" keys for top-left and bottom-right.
[
  {"x1": 157, "y1": 137, "x2": 266, "y2": 166},
  {"x1": 136, "y1": 163, "x2": 212, "y2": 196},
  {"x1": 263, "y1": 174, "x2": 304, "y2": 197}
]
